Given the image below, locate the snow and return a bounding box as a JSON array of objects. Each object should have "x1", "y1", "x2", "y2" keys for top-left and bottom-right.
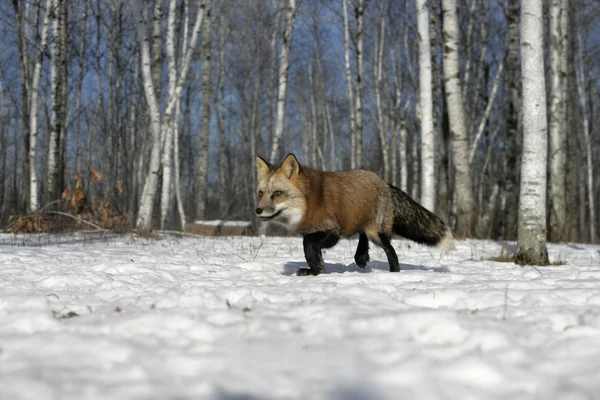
[{"x1": 1, "y1": 233, "x2": 600, "y2": 399}]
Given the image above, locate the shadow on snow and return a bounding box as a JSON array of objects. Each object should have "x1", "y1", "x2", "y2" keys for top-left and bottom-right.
[{"x1": 282, "y1": 260, "x2": 450, "y2": 276}]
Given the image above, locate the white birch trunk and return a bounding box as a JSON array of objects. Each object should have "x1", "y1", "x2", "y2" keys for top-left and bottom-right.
[
  {"x1": 442, "y1": 0, "x2": 474, "y2": 236},
  {"x1": 417, "y1": 0, "x2": 435, "y2": 212},
  {"x1": 374, "y1": 15, "x2": 389, "y2": 181},
  {"x1": 269, "y1": 0, "x2": 297, "y2": 163},
  {"x1": 342, "y1": 0, "x2": 356, "y2": 169},
  {"x1": 514, "y1": 0, "x2": 549, "y2": 265},
  {"x1": 151, "y1": 0, "x2": 163, "y2": 100},
  {"x1": 470, "y1": 60, "x2": 504, "y2": 164},
  {"x1": 159, "y1": 0, "x2": 178, "y2": 229},
  {"x1": 28, "y1": 0, "x2": 53, "y2": 212},
  {"x1": 354, "y1": 0, "x2": 365, "y2": 169},
  {"x1": 46, "y1": 0, "x2": 62, "y2": 204},
  {"x1": 548, "y1": 0, "x2": 567, "y2": 241},
  {"x1": 132, "y1": 0, "x2": 206, "y2": 232},
  {"x1": 173, "y1": 97, "x2": 186, "y2": 230},
  {"x1": 174, "y1": 0, "x2": 189, "y2": 230},
  {"x1": 134, "y1": 0, "x2": 163, "y2": 231}
]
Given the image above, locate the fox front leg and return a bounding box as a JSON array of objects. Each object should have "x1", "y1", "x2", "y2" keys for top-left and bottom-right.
[
  {"x1": 299, "y1": 232, "x2": 339, "y2": 276},
  {"x1": 354, "y1": 233, "x2": 370, "y2": 269}
]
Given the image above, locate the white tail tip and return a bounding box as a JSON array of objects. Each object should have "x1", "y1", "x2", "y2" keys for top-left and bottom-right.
[{"x1": 438, "y1": 229, "x2": 457, "y2": 251}]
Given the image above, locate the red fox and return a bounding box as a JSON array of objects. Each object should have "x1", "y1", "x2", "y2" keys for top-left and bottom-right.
[{"x1": 256, "y1": 154, "x2": 456, "y2": 276}]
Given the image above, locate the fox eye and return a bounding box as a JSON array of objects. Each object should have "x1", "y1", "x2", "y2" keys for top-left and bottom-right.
[
  {"x1": 272, "y1": 190, "x2": 282, "y2": 198},
  {"x1": 258, "y1": 191, "x2": 263, "y2": 198}
]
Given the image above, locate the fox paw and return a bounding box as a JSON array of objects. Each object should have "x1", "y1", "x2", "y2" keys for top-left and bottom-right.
[
  {"x1": 296, "y1": 268, "x2": 322, "y2": 276},
  {"x1": 355, "y1": 254, "x2": 370, "y2": 269}
]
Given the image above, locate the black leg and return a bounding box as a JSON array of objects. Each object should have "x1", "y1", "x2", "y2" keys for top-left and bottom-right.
[
  {"x1": 354, "y1": 233, "x2": 370, "y2": 268},
  {"x1": 299, "y1": 232, "x2": 339, "y2": 276},
  {"x1": 378, "y1": 233, "x2": 400, "y2": 272}
]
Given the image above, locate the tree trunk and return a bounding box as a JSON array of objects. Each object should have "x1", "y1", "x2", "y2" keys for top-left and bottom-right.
[
  {"x1": 548, "y1": 0, "x2": 567, "y2": 242},
  {"x1": 152, "y1": 0, "x2": 163, "y2": 100},
  {"x1": 46, "y1": 0, "x2": 64, "y2": 205},
  {"x1": 353, "y1": 0, "x2": 365, "y2": 169},
  {"x1": 132, "y1": 0, "x2": 206, "y2": 232},
  {"x1": 216, "y1": 14, "x2": 228, "y2": 217},
  {"x1": 160, "y1": 0, "x2": 178, "y2": 229},
  {"x1": 416, "y1": 0, "x2": 435, "y2": 212},
  {"x1": 442, "y1": 0, "x2": 475, "y2": 237},
  {"x1": 269, "y1": 0, "x2": 297, "y2": 163},
  {"x1": 196, "y1": 3, "x2": 212, "y2": 220},
  {"x1": 442, "y1": 0, "x2": 473, "y2": 236},
  {"x1": 514, "y1": 0, "x2": 549, "y2": 266},
  {"x1": 12, "y1": 0, "x2": 32, "y2": 210},
  {"x1": 28, "y1": 0, "x2": 53, "y2": 212},
  {"x1": 342, "y1": 0, "x2": 356, "y2": 169},
  {"x1": 58, "y1": 0, "x2": 68, "y2": 194},
  {"x1": 504, "y1": 0, "x2": 520, "y2": 240},
  {"x1": 374, "y1": 12, "x2": 389, "y2": 181},
  {"x1": 75, "y1": 0, "x2": 89, "y2": 173},
  {"x1": 576, "y1": 31, "x2": 595, "y2": 243}
]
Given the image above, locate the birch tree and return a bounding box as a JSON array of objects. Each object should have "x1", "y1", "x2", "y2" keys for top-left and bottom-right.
[
  {"x1": 268, "y1": 0, "x2": 297, "y2": 163},
  {"x1": 514, "y1": 0, "x2": 549, "y2": 265},
  {"x1": 353, "y1": 0, "x2": 365, "y2": 169},
  {"x1": 75, "y1": 0, "x2": 89, "y2": 173},
  {"x1": 159, "y1": 0, "x2": 178, "y2": 229},
  {"x1": 132, "y1": 0, "x2": 206, "y2": 232},
  {"x1": 196, "y1": 3, "x2": 212, "y2": 221},
  {"x1": 548, "y1": 0, "x2": 567, "y2": 242},
  {"x1": 28, "y1": 0, "x2": 53, "y2": 211},
  {"x1": 373, "y1": 5, "x2": 389, "y2": 181},
  {"x1": 46, "y1": 0, "x2": 65, "y2": 205},
  {"x1": 442, "y1": 0, "x2": 474, "y2": 237},
  {"x1": 342, "y1": 0, "x2": 356, "y2": 169},
  {"x1": 416, "y1": 0, "x2": 435, "y2": 212}
]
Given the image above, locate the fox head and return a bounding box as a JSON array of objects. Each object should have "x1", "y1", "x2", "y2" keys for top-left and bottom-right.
[{"x1": 255, "y1": 153, "x2": 307, "y2": 229}]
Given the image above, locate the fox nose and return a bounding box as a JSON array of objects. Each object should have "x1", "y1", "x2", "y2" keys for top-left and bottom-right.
[{"x1": 255, "y1": 208, "x2": 263, "y2": 215}]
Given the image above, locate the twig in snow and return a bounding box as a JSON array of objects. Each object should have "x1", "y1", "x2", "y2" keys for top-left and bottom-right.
[{"x1": 46, "y1": 211, "x2": 108, "y2": 232}]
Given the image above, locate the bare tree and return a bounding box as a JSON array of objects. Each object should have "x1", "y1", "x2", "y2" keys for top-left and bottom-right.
[
  {"x1": 441, "y1": 0, "x2": 474, "y2": 237},
  {"x1": 132, "y1": 0, "x2": 206, "y2": 232},
  {"x1": 342, "y1": 0, "x2": 356, "y2": 169},
  {"x1": 196, "y1": 3, "x2": 212, "y2": 221},
  {"x1": 548, "y1": 0, "x2": 567, "y2": 242},
  {"x1": 268, "y1": 0, "x2": 297, "y2": 163},
  {"x1": 576, "y1": 30, "x2": 595, "y2": 243},
  {"x1": 504, "y1": 0, "x2": 520, "y2": 239},
  {"x1": 46, "y1": 0, "x2": 66, "y2": 205},
  {"x1": 27, "y1": 0, "x2": 53, "y2": 211},
  {"x1": 373, "y1": 3, "x2": 389, "y2": 181},
  {"x1": 416, "y1": 0, "x2": 435, "y2": 212},
  {"x1": 514, "y1": 0, "x2": 549, "y2": 265},
  {"x1": 159, "y1": 0, "x2": 179, "y2": 229},
  {"x1": 353, "y1": 0, "x2": 365, "y2": 169}
]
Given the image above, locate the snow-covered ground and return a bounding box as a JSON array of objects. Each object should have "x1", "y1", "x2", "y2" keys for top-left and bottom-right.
[{"x1": 1, "y1": 233, "x2": 600, "y2": 400}]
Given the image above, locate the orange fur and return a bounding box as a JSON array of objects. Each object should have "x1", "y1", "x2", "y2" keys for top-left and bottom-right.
[{"x1": 295, "y1": 168, "x2": 394, "y2": 237}]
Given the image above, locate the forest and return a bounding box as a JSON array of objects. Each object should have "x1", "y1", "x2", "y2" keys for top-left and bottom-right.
[{"x1": 0, "y1": 0, "x2": 598, "y2": 244}]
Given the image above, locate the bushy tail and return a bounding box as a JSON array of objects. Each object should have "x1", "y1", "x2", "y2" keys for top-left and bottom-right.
[{"x1": 388, "y1": 184, "x2": 456, "y2": 251}]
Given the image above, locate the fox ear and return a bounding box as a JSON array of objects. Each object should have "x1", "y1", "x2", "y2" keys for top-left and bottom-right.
[
  {"x1": 280, "y1": 153, "x2": 300, "y2": 179},
  {"x1": 256, "y1": 156, "x2": 272, "y2": 182}
]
